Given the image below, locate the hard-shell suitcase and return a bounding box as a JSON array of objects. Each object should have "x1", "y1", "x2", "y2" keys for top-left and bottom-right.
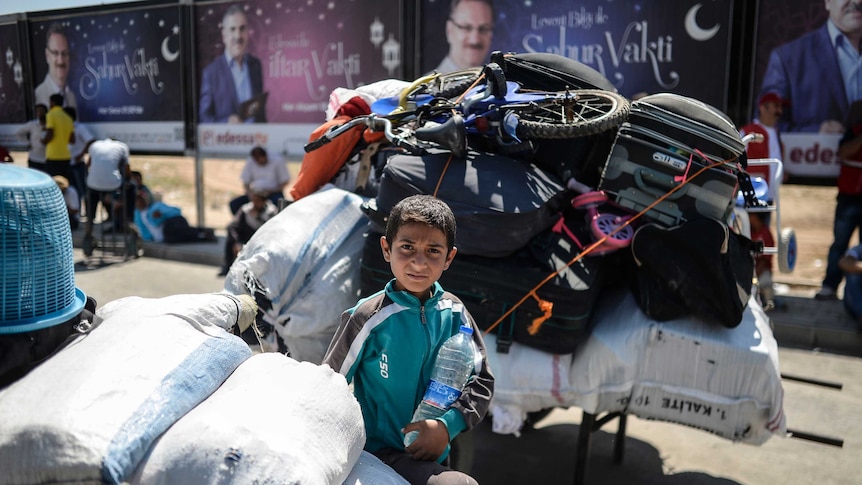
[
  {"x1": 366, "y1": 149, "x2": 568, "y2": 257},
  {"x1": 360, "y1": 224, "x2": 606, "y2": 355},
  {"x1": 598, "y1": 93, "x2": 745, "y2": 227}
]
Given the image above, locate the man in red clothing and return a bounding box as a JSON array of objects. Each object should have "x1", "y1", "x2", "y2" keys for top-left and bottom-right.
[
  {"x1": 818, "y1": 100, "x2": 862, "y2": 300},
  {"x1": 739, "y1": 92, "x2": 787, "y2": 162}
]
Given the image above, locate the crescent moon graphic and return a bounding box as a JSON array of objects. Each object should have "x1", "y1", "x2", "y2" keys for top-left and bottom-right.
[
  {"x1": 161, "y1": 36, "x2": 179, "y2": 62},
  {"x1": 685, "y1": 4, "x2": 720, "y2": 42}
]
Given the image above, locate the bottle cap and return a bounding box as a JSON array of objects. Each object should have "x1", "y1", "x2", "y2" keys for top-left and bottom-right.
[{"x1": 459, "y1": 324, "x2": 473, "y2": 336}]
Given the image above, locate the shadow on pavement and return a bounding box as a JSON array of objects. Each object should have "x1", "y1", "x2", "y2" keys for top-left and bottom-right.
[{"x1": 468, "y1": 418, "x2": 740, "y2": 485}]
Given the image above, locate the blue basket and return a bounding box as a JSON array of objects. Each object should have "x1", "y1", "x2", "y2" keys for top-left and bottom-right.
[{"x1": 0, "y1": 165, "x2": 86, "y2": 334}]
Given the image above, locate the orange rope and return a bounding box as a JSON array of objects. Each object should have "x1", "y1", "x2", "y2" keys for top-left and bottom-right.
[{"x1": 483, "y1": 156, "x2": 736, "y2": 336}]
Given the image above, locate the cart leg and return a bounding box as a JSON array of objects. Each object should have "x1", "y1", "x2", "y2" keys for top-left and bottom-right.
[
  {"x1": 574, "y1": 411, "x2": 595, "y2": 485},
  {"x1": 614, "y1": 414, "x2": 627, "y2": 464}
]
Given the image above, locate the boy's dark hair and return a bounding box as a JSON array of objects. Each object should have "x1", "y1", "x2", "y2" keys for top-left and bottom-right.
[
  {"x1": 385, "y1": 195, "x2": 457, "y2": 251},
  {"x1": 49, "y1": 93, "x2": 64, "y2": 107}
]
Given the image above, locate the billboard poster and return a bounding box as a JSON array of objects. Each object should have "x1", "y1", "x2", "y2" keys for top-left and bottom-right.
[
  {"x1": 752, "y1": 0, "x2": 848, "y2": 178},
  {"x1": 29, "y1": 5, "x2": 185, "y2": 152},
  {"x1": 0, "y1": 20, "x2": 28, "y2": 147},
  {"x1": 420, "y1": 0, "x2": 734, "y2": 110},
  {"x1": 194, "y1": 0, "x2": 403, "y2": 156}
]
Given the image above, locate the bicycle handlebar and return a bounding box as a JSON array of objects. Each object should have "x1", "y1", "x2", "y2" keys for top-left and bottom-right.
[{"x1": 303, "y1": 114, "x2": 425, "y2": 155}]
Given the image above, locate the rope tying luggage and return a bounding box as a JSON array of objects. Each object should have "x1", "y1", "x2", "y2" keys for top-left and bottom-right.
[{"x1": 484, "y1": 149, "x2": 734, "y2": 337}]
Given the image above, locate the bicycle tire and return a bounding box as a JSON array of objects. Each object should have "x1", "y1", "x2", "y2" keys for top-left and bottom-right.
[
  {"x1": 514, "y1": 89, "x2": 630, "y2": 139},
  {"x1": 426, "y1": 67, "x2": 482, "y2": 99}
]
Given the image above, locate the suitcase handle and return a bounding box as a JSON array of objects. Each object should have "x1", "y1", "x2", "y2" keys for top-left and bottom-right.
[{"x1": 634, "y1": 168, "x2": 686, "y2": 200}]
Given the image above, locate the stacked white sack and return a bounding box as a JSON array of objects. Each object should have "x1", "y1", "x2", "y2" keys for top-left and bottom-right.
[
  {"x1": 224, "y1": 185, "x2": 368, "y2": 363},
  {"x1": 341, "y1": 451, "x2": 410, "y2": 485},
  {"x1": 129, "y1": 353, "x2": 366, "y2": 485},
  {"x1": 0, "y1": 292, "x2": 256, "y2": 484},
  {"x1": 486, "y1": 289, "x2": 785, "y2": 444}
]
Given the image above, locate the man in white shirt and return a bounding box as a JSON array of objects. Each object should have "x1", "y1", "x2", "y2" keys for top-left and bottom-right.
[
  {"x1": 229, "y1": 146, "x2": 291, "y2": 213},
  {"x1": 433, "y1": 0, "x2": 495, "y2": 74},
  {"x1": 34, "y1": 23, "x2": 77, "y2": 109},
  {"x1": 83, "y1": 139, "x2": 136, "y2": 254},
  {"x1": 14, "y1": 104, "x2": 48, "y2": 170}
]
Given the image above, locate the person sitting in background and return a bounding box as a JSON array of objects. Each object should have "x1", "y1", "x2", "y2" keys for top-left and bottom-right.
[
  {"x1": 130, "y1": 170, "x2": 153, "y2": 206},
  {"x1": 838, "y1": 244, "x2": 862, "y2": 328},
  {"x1": 0, "y1": 145, "x2": 11, "y2": 163},
  {"x1": 229, "y1": 146, "x2": 290, "y2": 214},
  {"x1": 134, "y1": 193, "x2": 216, "y2": 244},
  {"x1": 52, "y1": 175, "x2": 79, "y2": 230},
  {"x1": 219, "y1": 182, "x2": 278, "y2": 276}
]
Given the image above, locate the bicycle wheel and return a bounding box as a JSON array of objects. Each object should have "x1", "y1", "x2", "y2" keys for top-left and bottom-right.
[
  {"x1": 514, "y1": 89, "x2": 630, "y2": 139},
  {"x1": 426, "y1": 67, "x2": 482, "y2": 99}
]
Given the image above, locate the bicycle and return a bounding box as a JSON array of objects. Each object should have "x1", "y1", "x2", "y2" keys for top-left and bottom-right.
[{"x1": 305, "y1": 62, "x2": 630, "y2": 159}]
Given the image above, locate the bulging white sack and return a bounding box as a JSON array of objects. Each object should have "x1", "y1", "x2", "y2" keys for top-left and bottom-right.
[
  {"x1": 224, "y1": 186, "x2": 368, "y2": 363},
  {"x1": 0, "y1": 292, "x2": 255, "y2": 484},
  {"x1": 130, "y1": 353, "x2": 366, "y2": 485}
]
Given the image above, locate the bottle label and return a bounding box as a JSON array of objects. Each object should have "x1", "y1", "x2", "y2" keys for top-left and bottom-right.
[{"x1": 421, "y1": 379, "x2": 462, "y2": 410}]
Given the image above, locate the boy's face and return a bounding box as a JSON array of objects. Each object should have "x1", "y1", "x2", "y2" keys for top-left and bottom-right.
[{"x1": 381, "y1": 222, "x2": 456, "y2": 301}]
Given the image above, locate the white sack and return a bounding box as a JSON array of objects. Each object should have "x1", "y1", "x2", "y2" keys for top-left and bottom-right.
[
  {"x1": 341, "y1": 451, "x2": 409, "y2": 485},
  {"x1": 0, "y1": 293, "x2": 255, "y2": 485},
  {"x1": 224, "y1": 186, "x2": 368, "y2": 363},
  {"x1": 486, "y1": 289, "x2": 785, "y2": 444},
  {"x1": 130, "y1": 353, "x2": 365, "y2": 485}
]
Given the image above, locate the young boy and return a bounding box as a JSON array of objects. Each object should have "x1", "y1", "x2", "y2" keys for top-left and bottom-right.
[{"x1": 323, "y1": 195, "x2": 494, "y2": 485}]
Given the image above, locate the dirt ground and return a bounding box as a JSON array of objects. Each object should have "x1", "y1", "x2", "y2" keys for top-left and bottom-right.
[{"x1": 14, "y1": 150, "x2": 839, "y2": 289}]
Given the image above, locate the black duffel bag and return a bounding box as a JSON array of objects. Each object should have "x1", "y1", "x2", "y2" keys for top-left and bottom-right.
[{"x1": 627, "y1": 218, "x2": 757, "y2": 328}]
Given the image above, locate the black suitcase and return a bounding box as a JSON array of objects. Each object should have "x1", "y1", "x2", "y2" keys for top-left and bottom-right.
[
  {"x1": 366, "y1": 149, "x2": 568, "y2": 258},
  {"x1": 598, "y1": 93, "x2": 745, "y2": 227},
  {"x1": 360, "y1": 224, "x2": 606, "y2": 355}
]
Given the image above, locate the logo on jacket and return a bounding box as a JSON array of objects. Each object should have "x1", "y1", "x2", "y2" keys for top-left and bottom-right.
[{"x1": 379, "y1": 352, "x2": 389, "y2": 379}]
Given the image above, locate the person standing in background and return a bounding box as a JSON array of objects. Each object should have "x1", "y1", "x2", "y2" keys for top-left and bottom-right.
[
  {"x1": 65, "y1": 107, "x2": 95, "y2": 218},
  {"x1": 759, "y1": 0, "x2": 862, "y2": 133},
  {"x1": 817, "y1": 100, "x2": 862, "y2": 300},
  {"x1": 15, "y1": 104, "x2": 48, "y2": 171},
  {"x1": 434, "y1": 0, "x2": 495, "y2": 74},
  {"x1": 34, "y1": 23, "x2": 76, "y2": 109},
  {"x1": 199, "y1": 5, "x2": 266, "y2": 123},
  {"x1": 739, "y1": 91, "x2": 789, "y2": 311},
  {"x1": 740, "y1": 92, "x2": 788, "y2": 162},
  {"x1": 41, "y1": 94, "x2": 75, "y2": 180}
]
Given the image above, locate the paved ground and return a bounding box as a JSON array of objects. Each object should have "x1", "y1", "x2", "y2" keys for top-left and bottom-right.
[{"x1": 70, "y1": 250, "x2": 860, "y2": 485}]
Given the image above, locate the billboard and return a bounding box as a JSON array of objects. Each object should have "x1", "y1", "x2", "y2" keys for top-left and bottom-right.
[
  {"x1": 0, "y1": 20, "x2": 28, "y2": 147},
  {"x1": 420, "y1": 0, "x2": 734, "y2": 110},
  {"x1": 194, "y1": 0, "x2": 403, "y2": 156},
  {"x1": 752, "y1": 0, "x2": 848, "y2": 178},
  {"x1": 29, "y1": 5, "x2": 186, "y2": 152}
]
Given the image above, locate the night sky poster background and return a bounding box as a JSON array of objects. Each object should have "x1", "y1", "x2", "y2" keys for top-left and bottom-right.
[
  {"x1": 195, "y1": 0, "x2": 403, "y2": 124},
  {"x1": 29, "y1": 6, "x2": 184, "y2": 123},
  {"x1": 0, "y1": 22, "x2": 26, "y2": 124},
  {"x1": 420, "y1": 0, "x2": 733, "y2": 110}
]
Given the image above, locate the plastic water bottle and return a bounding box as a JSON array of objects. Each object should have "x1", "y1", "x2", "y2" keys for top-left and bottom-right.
[{"x1": 403, "y1": 324, "x2": 476, "y2": 448}]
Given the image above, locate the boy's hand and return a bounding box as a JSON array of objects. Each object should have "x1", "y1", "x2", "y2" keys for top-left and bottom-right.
[{"x1": 402, "y1": 419, "x2": 448, "y2": 461}]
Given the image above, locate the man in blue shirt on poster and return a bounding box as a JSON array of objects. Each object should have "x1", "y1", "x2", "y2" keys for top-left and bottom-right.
[
  {"x1": 199, "y1": 5, "x2": 267, "y2": 123},
  {"x1": 759, "y1": 0, "x2": 862, "y2": 133}
]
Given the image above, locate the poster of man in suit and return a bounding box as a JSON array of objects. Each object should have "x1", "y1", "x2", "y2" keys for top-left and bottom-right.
[{"x1": 753, "y1": 0, "x2": 857, "y2": 177}]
